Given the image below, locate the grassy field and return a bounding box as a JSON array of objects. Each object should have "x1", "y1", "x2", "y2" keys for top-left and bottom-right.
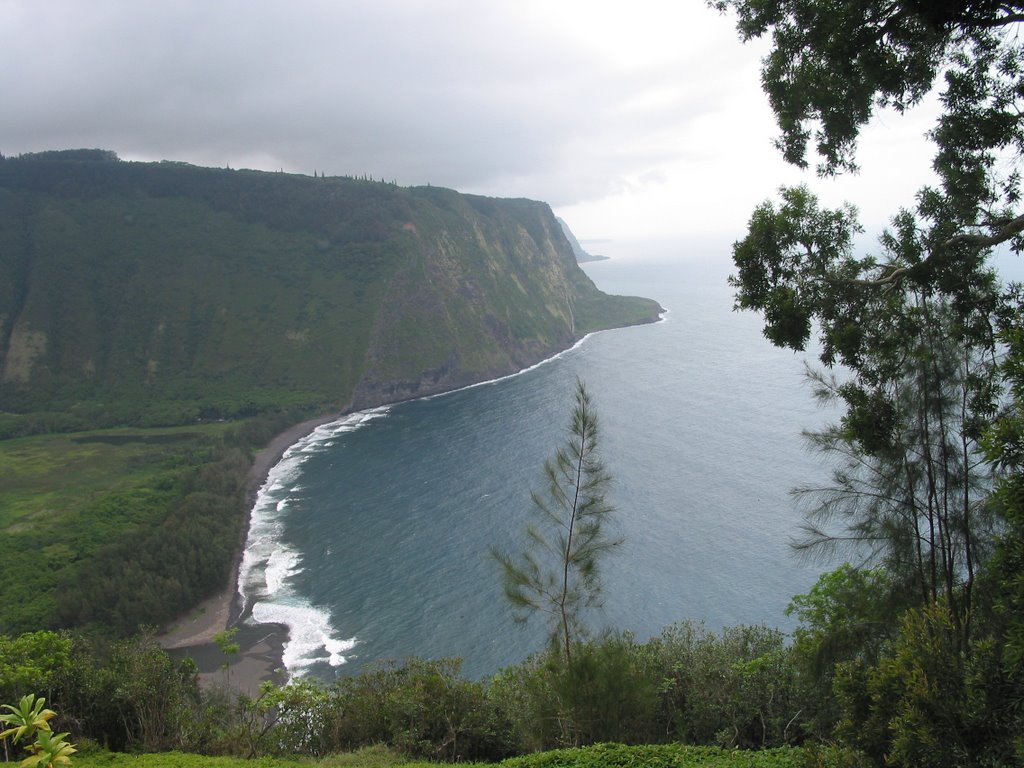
[
  {"x1": 0, "y1": 424, "x2": 229, "y2": 530},
  {"x1": 74, "y1": 745, "x2": 423, "y2": 768},
  {"x1": 0, "y1": 422, "x2": 236, "y2": 631},
  {"x1": 73, "y1": 744, "x2": 810, "y2": 768}
]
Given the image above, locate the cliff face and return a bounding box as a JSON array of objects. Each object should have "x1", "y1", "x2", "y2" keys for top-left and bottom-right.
[
  {"x1": 0, "y1": 152, "x2": 662, "y2": 424},
  {"x1": 557, "y1": 216, "x2": 608, "y2": 263},
  {"x1": 350, "y1": 190, "x2": 609, "y2": 407}
]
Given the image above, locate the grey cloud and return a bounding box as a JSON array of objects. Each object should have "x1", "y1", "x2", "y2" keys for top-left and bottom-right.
[{"x1": 1, "y1": 0, "x2": 745, "y2": 207}]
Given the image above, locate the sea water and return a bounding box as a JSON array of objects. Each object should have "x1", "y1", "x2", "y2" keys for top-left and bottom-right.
[{"x1": 238, "y1": 241, "x2": 839, "y2": 681}]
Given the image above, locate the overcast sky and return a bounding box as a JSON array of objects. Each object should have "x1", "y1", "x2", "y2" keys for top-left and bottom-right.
[{"x1": 1, "y1": 0, "x2": 941, "y2": 251}]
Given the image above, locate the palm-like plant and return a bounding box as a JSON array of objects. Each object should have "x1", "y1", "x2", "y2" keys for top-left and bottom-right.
[
  {"x1": 19, "y1": 729, "x2": 77, "y2": 768},
  {"x1": 0, "y1": 694, "x2": 56, "y2": 745},
  {"x1": 1, "y1": 695, "x2": 74, "y2": 768}
]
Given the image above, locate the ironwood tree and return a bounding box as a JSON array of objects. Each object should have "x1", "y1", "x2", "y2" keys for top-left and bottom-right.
[
  {"x1": 493, "y1": 379, "x2": 619, "y2": 665},
  {"x1": 712, "y1": 0, "x2": 1024, "y2": 761},
  {"x1": 712, "y1": 0, "x2": 1022, "y2": 615}
]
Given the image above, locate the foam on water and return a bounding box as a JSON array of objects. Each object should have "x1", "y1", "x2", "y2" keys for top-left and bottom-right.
[
  {"x1": 251, "y1": 601, "x2": 357, "y2": 672},
  {"x1": 238, "y1": 407, "x2": 388, "y2": 678},
  {"x1": 264, "y1": 548, "x2": 300, "y2": 594},
  {"x1": 236, "y1": 297, "x2": 667, "y2": 680},
  {"x1": 419, "y1": 327, "x2": 644, "y2": 403}
]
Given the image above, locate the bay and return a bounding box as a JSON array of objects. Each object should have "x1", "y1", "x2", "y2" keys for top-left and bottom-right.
[{"x1": 239, "y1": 241, "x2": 838, "y2": 682}]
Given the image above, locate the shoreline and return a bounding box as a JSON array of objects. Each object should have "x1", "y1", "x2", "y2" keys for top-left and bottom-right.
[
  {"x1": 157, "y1": 412, "x2": 342, "y2": 692},
  {"x1": 156, "y1": 312, "x2": 666, "y2": 692}
]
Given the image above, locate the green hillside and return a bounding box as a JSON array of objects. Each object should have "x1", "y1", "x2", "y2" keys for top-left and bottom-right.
[
  {"x1": 0, "y1": 150, "x2": 660, "y2": 635},
  {"x1": 0, "y1": 150, "x2": 661, "y2": 432}
]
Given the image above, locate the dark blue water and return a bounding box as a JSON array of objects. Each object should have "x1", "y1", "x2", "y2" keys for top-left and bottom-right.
[{"x1": 239, "y1": 245, "x2": 837, "y2": 681}]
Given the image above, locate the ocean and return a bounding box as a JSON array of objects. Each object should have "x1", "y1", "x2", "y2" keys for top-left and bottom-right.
[{"x1": 237, "y1": 241, "x2": 838, "y2": 682}]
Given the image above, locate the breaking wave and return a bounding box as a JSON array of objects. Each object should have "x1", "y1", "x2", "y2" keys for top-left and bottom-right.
[{"x1": 237, "y1": 408, "x2": 388, "y2": 678}]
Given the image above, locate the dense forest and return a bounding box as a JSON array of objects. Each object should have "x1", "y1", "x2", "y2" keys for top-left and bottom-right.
[{"x1": 0, "y1": 411, "x2": 312, "y2": 635}]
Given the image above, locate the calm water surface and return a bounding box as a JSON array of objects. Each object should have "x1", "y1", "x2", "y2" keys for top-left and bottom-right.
[{"x1": 239, "y1": 244, "x2": 837, "y2": 681}]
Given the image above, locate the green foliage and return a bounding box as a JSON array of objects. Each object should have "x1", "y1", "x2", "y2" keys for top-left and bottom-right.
[
  {"x1": 789, "y1": 301, "x2": 995, "y2": 630},
  {"x1": 572, "y1": 293, "x2": 665, "y2": 335},
  {"x1": 57, "y1": 634, "x2": 200, "y2": 753},
  {"x1": 490, "y1": 625, "x2": 802, "y2": 754},
  {"x1": 0, "y1": 410, "x2": 321, "y2": 635},
  {"x1": 0, "y1": 623, "x2": 875, "y2": 764},
  {"x1": 708, "y1": 0, "x2": 1021, "y2": 182},
  {"x1": 651, "y1": 622, "x2": 801, "y2": 750},
  {"x1": 488, "y1": 653, "x2": 563, "y2": 752},
  {"x1": 550, "y1": 635, "x2": 661, "y2": 748},
  {"x1": 0, "y1": 694, "x2": 57, "y2": 745},
  {"x1": 0, "y1": 425, "x2": 230, "y2": 634},
  {"x1": 0, "y1": 633, "x2": 73, "y2": 705},
  {"x1": 500, "y1": 742, "x2": 805, "y2": 768},
  {"x1": 73, "y1": 751, "x2": 388, "y2": 768},
  {"x1": 490, "y1": 635, "x2": 661, "y2": 751},
  {"x1": 210, "y1": 659, "x2": 511, "y2": 761},
  {"x1": 494, "y1": 380, "x2": 620, "y2": 665},
  {"x1": 712, "y1": 4, "x2": 1024, "y2": 760},
  {"x1": 20, "y1": 728, "x2": 77, "y2": 768},
  {"x1": 0, "y1": 153, "x2": 659, "y2": 427},
  {"x1": 729, "y1": 186, "x2": 863, "y2": 360},
  {"x1": 785, "y1": 566, "x2": 896, "y2": 736},
  {"x1": 832, "y1": 602, "x2": 1017, "y2": 767},
  {"x1": 325, "y1": 658, "x2": 511, "y2": 763},
  {"x1": 69, "y1": 743, "x2": 812, "y2": 768},
  {"x1": 982, "y1": 307, "x2": 1024, "y2": 671},
  {"x1": 787, "y1": 566, "x2": 895, "y2": 666},
  {"x1": 222, "y1": 679, "x2": 333, "y2": 758},
  {"x1": 1, "y1": 695, "x2": 75, "y2": 768}
]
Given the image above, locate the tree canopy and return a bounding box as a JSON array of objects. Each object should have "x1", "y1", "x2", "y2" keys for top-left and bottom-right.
[
  {"x1": 716, "y1": 0, "x2": 1023, "y2": 358},
  {"x1": 714, "y1": 0, "x2": 1024, "y2": 761},
  {"x1": 712, "y1": 0, "x2": 1024, "y2": 172}
]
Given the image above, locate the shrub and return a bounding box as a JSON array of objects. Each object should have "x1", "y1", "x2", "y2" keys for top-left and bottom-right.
[
  {"x1": 323, "y1": 657, "x2": 512, "y2": 762},
  {"x1": 490, "y1": 634, "x2": 662, "y2": 751},
  {"x1": 653, "y1": 621, "x2": 801, "y2": 748},
  {"x1": 547, "y1": 634, "x2": 661, "y2": 747}
]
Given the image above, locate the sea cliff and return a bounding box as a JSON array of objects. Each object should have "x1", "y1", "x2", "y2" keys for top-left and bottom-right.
[
  {"x1": 0, "y1": 149, "x2": 661, "y2": 646},
  {"x1": 0, "y1": 150, "x2": 662, "y2": 428}
]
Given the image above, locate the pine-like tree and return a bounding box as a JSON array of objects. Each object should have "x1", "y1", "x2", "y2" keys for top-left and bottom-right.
[{"x1": 493, "y1": 379, "x2": 619, "y2": 664}]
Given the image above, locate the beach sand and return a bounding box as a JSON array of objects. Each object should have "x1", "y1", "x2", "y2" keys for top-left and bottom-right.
[{"x1": 158, "y1": 413, "x2": 341, "y2": 694}]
